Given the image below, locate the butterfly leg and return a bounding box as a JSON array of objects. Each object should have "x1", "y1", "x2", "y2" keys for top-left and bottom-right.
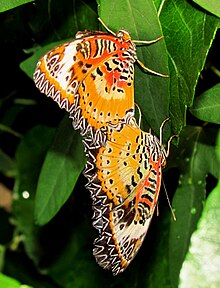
[{"x1": 137, "y1": 59, "x2": 169, "y2": 78}]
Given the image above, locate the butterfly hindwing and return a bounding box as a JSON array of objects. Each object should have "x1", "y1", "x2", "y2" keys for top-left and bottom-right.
[{"x1": 84, "y1": 117, "x2": 167, "y2": 275}]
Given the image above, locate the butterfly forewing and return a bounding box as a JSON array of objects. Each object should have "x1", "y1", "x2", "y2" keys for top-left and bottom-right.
[
  {"x1": 83, "y1": 117, "x2": 167, "y2": 275},
  {"x1": 34, "y1": 31, "x2": 136, "y2": 135},
  {"x1": 71, "y1": 56, "x2": 135, "y2": 132}
]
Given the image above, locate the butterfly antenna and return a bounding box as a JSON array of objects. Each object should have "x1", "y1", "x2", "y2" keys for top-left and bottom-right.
[
  {"x1": 135, "y1": 103, "x2": 142, "y2": 127},
  {"x1": 159, "y1": 117, "x2": 170, "y2": 146},
  {"x1": 162, "y1": 179, "x2": 176, "y2": 221},
  {"x1": 165, "y1": 134, "x2": 178, "y2": 157},
  {"x1": 159, "y1": 117, "x2": 178, "y2": 156},
  {"x1": 132, "y1": 35, "x2": 164, "y2": 45},
  {"x1": 98, "y1": 17, "x2": 116, "y2": 36}
]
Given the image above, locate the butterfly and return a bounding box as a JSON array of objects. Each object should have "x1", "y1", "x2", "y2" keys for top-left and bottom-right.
[
  {"x1": 33, "y1": 18, "x2": 167, "y2": 140},
  {"x1": 83, "y1": 116, "x2": 174, "y2": 275}
]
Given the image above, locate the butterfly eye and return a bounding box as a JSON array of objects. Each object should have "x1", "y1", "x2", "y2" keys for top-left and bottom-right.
[{"x1": 122, "y1": 32, "x2": 131, "y2": 42}]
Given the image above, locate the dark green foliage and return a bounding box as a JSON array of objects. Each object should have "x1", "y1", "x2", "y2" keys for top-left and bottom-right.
[{"x1": 0, "y1": 0, "x2": 220, "y2": 287}]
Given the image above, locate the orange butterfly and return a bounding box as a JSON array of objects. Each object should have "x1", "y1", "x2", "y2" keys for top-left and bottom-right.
[
  {"x1": 83, "y1": 116, "x2": 174, "y2": 275},
  {"x1": 34, "y1": 19, "x2": 167, "y2": 139}
]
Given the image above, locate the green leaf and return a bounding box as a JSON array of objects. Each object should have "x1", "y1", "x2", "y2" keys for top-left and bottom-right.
[
  {"x1": 0, "y1": 273, "x2": 32, "y2": 288},
  {"x1": 14, "y1": 125, "x2": 55, "y2": 196},
  {"x1": 159, "y1": 0, "x2": 220, "y2": 133},
  {"x1": 139, "y1": 209, "x2": 172, "y2": 288},
  {"x1": 45, "y1": 0, "x2": 97, "y2": 39},
  {"x1": 20, "y1": 41, "x2": 65, "y2": 79},
  {"x1": 179, "y1": 179, "x2": 220, "y2": 287},
  {"x1": 216, "y1": 130, "x2": 220, "y2": 162},
  {"x1": 21, "y1": 0, "x2": 220, "y2": 141},
  {"x1": 0, "y1": 245, "x2": 5, "y2": 271},
  {"x1": 0, "y1": 0, "x2": 33, "y2": 13},
  {"x1": 98, "y1": 0, "x2": 170, "y2": 137},
  {"x1": 190, "y1": 84, "x2": 220, "y2": 124},
  {"x1": 35, "y1": 116, "x2": 85, "y2": 225},
  {"x1": 192, "y1": 0, "x2": 220, "y2": 18},
  {"x1": 0, "y1": 124, "x2": 22, "y2": 138},
  {"x1": 169, "y1": 126, "x2": 220, "y2": 287},
  {"x1": 46, "y1": 216, "x2": 105, "y2": 288},
  {"x1": 0, "y1": 149, "x2": 16, "y2": 177},
  {"x1": 13, "y1": 125, "x2": 55, "y2": 263},
  {"x1": 3, "y1": 247, "x2": 57, "y2": 288},
  {"x1": 20, "y1": 1, "x2": 98, "y2": 78}
]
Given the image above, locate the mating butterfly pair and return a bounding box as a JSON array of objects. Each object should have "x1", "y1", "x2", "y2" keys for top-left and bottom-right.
[{"x1": 33, "y1": 19, "x2": 171, "y2": 275}]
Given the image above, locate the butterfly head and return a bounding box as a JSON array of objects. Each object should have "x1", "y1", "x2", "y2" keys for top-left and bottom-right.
[{"x1": 116, "y1": 30, "x2": 132, "y2": 42}]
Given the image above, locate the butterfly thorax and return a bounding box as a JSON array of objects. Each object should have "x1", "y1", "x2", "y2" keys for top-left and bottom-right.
[
  {"x1": 73, "y1": 29, "x2": 137, "y2": 60},
  {"x1": 150, "y1": 135, "x2": 167, "y2": 166}
]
